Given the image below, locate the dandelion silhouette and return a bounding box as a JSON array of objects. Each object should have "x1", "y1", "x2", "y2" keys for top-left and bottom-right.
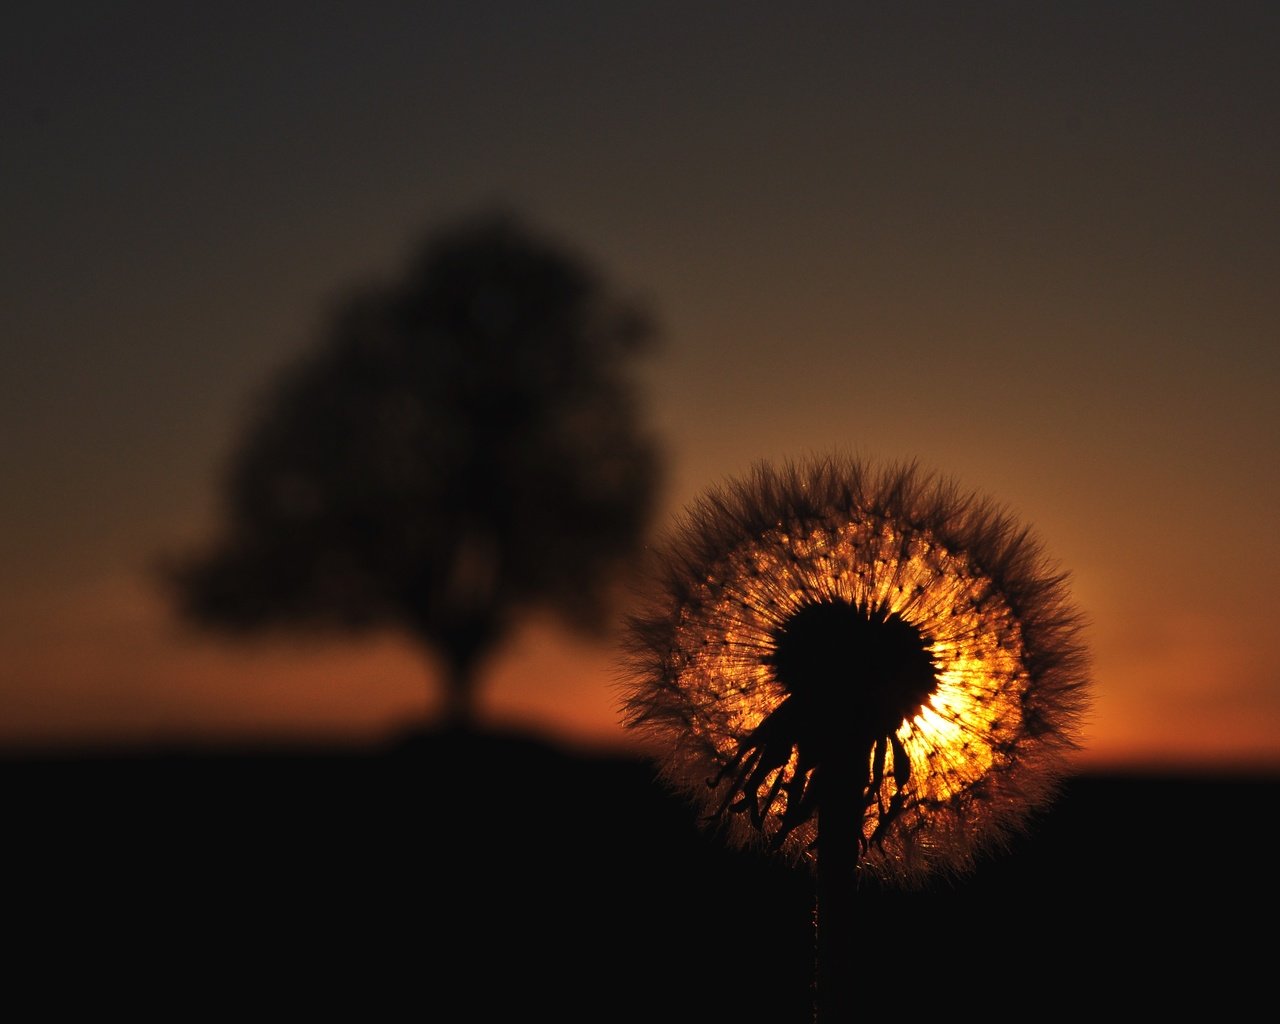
[{"x1": 620, "y1": 455, "x2": 1091, "y2": 1021}]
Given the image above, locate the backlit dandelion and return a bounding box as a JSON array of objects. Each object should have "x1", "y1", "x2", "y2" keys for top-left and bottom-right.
[{"x1": 620, "y1": 455, "x2": 1091, "y2": 1020}]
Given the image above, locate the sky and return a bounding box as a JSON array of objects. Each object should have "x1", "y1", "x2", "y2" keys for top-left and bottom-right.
[{"x1": 3, "y1": 2, "x2": 1277, "y2": 769}]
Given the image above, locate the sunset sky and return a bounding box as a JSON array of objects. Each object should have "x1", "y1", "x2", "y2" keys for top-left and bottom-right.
[{"x1": 3, "y1": 3, "x2": 1276, "y2": 768}]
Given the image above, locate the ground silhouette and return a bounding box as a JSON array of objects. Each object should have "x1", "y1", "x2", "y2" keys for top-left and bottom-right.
[{"x1": 5, "y1": 732, "x2": 1274, "y2": 1019}]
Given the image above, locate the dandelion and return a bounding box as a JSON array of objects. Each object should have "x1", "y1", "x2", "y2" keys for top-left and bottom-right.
[{"x1": 619, "y1": 454, "x2": 1092, "y2": 1021}]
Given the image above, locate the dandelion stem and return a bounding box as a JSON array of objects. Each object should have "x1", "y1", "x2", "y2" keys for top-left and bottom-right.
[{"x1": 813, "y1": 734, "x2": 867, "y2": 1023}]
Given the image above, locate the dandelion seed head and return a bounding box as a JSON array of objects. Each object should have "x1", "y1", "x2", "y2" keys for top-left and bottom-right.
[{"x1": 620, "y1": 454, "x2": 1092, "y2": 886}]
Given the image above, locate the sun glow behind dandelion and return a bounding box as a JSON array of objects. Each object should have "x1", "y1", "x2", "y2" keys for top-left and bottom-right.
[
  {"x1": 675, "y1": 521, "x2": 1024, "y2": 858},
  {"x1": 622, "y1": 456, "x2": 1091, "y2": 885}
]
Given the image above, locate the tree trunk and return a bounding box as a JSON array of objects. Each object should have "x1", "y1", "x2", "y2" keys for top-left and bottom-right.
[{"x1": 440, "y1": 655, "x2": 477, "y2": 732}]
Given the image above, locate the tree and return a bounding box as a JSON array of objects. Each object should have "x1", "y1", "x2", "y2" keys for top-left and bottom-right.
[{"x1": 165, "y1": 210, "x2": 662, "y2": 729}]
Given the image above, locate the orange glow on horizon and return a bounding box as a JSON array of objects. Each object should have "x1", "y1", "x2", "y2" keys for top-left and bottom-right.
[{"x1": 3, "y1": 563, "x2": 1279, "y2": 775}]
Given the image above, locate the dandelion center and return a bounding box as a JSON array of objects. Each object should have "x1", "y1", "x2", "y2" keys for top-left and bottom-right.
[{"x1": 767, "y1": 601, "x2": 938, "y2": 744}]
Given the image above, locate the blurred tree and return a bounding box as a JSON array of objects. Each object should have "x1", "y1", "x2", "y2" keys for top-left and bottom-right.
[{"x1": 164, "y1": 210, "x2": 662, "y2": 729}]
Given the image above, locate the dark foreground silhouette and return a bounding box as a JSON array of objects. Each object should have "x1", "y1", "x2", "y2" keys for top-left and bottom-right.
[{"x1": 7, "y1": 729, "x2": 1273, "y2": 1020}]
